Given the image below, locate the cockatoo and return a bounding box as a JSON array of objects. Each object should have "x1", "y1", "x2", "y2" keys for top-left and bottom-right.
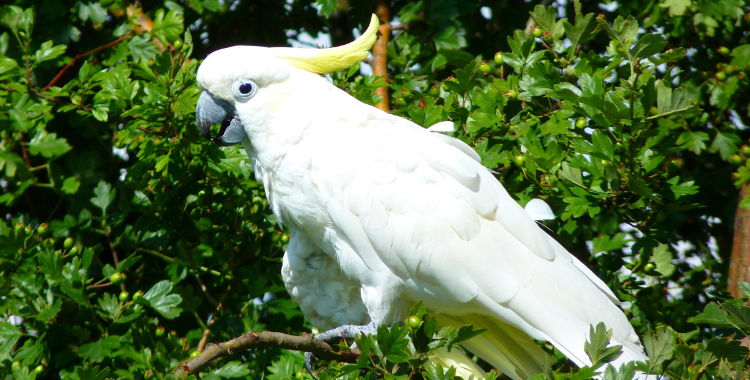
[{"x1": 194, "y1": 15, "x2": 648, "y2": 379}]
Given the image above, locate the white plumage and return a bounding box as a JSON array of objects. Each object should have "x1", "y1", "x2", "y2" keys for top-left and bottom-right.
[{"x1": 195, "y1": 37, "x2": 648, "y2": 379}]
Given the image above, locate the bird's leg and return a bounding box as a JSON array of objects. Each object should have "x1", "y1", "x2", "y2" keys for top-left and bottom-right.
[{"x1": 305, "y1": 321, "x2": 378, "y2": 374}]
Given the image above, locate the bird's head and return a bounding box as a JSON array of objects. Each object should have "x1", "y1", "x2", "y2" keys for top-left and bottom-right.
[{"x1": 195, "y1": 14, "x2": 379, "y2": 146}]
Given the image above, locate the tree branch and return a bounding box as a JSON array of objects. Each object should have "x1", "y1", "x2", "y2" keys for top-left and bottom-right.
[
  {"x1": 42, "y1": 31, "x2": 133, "y2": 91},
  {"x1": 174, "y1": 331, "x2": 360, "y2": 377},
  {"x1": 373, "y1": 0, "x2": 390, "y2": 112},
  {"x1": 728, "y1": 182, "x2": 750, "y2": 299}
]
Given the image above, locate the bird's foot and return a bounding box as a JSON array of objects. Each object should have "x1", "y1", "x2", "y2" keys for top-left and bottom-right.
[{"x1": 305, "y1": 322, "x2": 378, "y2": 375}]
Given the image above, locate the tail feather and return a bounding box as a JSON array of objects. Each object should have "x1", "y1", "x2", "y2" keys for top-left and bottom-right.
[{"x1": 434, "y1": 314, "x2": 552, "y2": 380}]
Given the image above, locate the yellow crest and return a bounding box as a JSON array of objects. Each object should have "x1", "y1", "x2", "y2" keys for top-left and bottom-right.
[{"x1": 274, "y1": 14, "x2": 379, "y2": 74}]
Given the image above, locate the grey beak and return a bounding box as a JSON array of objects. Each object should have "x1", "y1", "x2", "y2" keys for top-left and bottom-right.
[{"x1": 195, "y1": 90, "x2": 247, "y2": 146}]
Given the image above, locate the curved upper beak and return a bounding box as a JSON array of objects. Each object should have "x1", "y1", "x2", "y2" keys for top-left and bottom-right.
[{"x1": 195, "y1": 90, "x2": 247, "y2": 146}]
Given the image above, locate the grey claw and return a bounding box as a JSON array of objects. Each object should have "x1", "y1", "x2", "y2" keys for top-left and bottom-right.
[{"x1": 304, "y1": 351, "x2": 317, "y2": 376}]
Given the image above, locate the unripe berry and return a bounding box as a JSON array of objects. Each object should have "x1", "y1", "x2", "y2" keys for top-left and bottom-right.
[
  {"x1": 407, "y1": 315, "x2": 421, "y2": 328},
  {"x1": 494, "y1": 52, "x2": 504, "y2": 65},
  {"x1": 64, "y1": 237, "x2": 74, "y2": 249},
  {"x1": 532, "y1": 26, "x2": 543, "y2": 37}
]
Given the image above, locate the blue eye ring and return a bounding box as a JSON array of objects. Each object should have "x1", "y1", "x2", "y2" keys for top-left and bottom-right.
[{"x1": 233, "y1": 80, "x2": 257, "y2": 101}]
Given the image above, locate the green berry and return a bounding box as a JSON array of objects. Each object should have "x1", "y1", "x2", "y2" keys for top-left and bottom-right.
[
  {"x1": 281, "y1": 234, "x2": 290, "y2": 244},
  {"x1": 479, "y1": 63, "x2": 491, "y2": 73},
  {"x1": 725, "y1": 65, "x2": 737, "y2": 75},
  {"x1": 173, "y1": 39, "x2": 183, "y2": 51},
  {"x1": 25, "y1": 226, "x2": 32, "y2": 234},
  {"x1": 155, "y1": 326, "x2": 166, "y2": 337},
  {"x1": 64, "y1": 237, "x2": 74, "y2": 249},
  {"x1": 563, "y1": 66, "x2": 575, "y2": 76},
  {"x1": 532, "y1": 26, "x2": 543, "y2": 37},
  {"x1": 514, "y1": 154, "x2": 526, "y2": 166},
  {"x1": 715, "y1": 72, "x2": 726, "y2": 81},
  {"x1": 649, "y1": 106, "x2": 659, "y2": 116},
  {"x1": 119, "y1": 291, "x2": 130, "y2": 302},
  {"x1": 181, "y1": 41, "x2": 190, "y2": 52},
  {"x1": 110, "y1": 272, "x2": 126, "y2": 285},
  {"x1": 668, "y1": 159, "x2": 678, "y2": 172},
  {"x1": 15, "y1": 222, "x2": 24, "y2": 234},
  {"x1": 575, "y1": 118, "x2": 587, "y2": 128},
  {"x1": 407, "y1": 315, "x2": 421, "y2": 328},
  {"x1": 189, "y1": 350, "x2": 200, "y2": 359},
  {"x1": 396, "y1": 97, "x2": 406, "y2": 106},
  {"x1": 717, "y1": 46, "x2": 730, "y2": 55},
  {"x1": 543, "y1": 33, "x2": 553, "y2": 42},
  {"x1": 643, "y1": 263, "x2": 655, "y2": 272},
  {"x1": 505, "y1": 90, "x2": 517, "y2": 99},
  {"x1": 133, "y1": 290, "x2": 144, "y2": 301},
  {"x1": 730, "y1": 155, "x2": 743, "y2": 164},
  {"x1": 147, "y1": 59, "x2": 156, "y2": 67},
  {"x1": 69, "y1": 246, "x2": 80, "y2": 255},
  {"x1": 37, "y1": 223, "x2": 49, "y2": 235},
  {"x1": 34, "y1": 365, "x2": 45, "y2": 374},
  {"x1": 12, "y1": 360, "x2": 20, "y2": 369},
  {"x1": 494, "y1": 52, "x2": 504, "y2": 65},
  {"x1": 742, "y1": 146, "x2": 750, "y2": 155}
]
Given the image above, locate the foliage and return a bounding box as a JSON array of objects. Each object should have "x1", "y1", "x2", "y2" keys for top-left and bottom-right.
[{"x1": 1, "y1": 0, "x2": 749, "y2": 379}]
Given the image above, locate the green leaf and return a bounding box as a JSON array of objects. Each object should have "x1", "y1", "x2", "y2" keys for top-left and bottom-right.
[
  {"x1": 75, "y1": 365, "x2": 111, "y2": 380},
  {"x1": 709, "y1": 131, "x2": 740, "y2": 160},
  {"x1": 214, "y1": 361, "x2": 252, "y2": 378},
  {"x1": 630, "y1": 33, "x2": 667, "y2": 59},
  {"x1": 584, "y1": 323, "x2": 623, "y2": 368},
  {"x1": 593, "y1": 233, "x2": 629, "y2": 253},
  {"x1": 649, "y1": 81, "x2": 700, "y2": 119},
  {"x1": 77, "y1": 335, "x2": 121, "y2": 362},
  {"x1": 0, "y1": 322, "x2": 22, "y2": 354},
  {"x1": 598, "y1": 16, "x2": 639, "y2": 52},
  {"x1": 33, "y1": 40, "x2": 67, "y2": 65},
  {"x1": 27, "y1": 131, "x2": 72, "y2": 158},
  {"x1": 660, "y1": 0, "x2": 691, "y2": 16},
  {"x1": 592, "y1": 130, "x2": 615, "y2": 160},
  {"x1": 376, "y1": 324, "x2": 410, "y2": 364},
  {"x1": 137, "y1": 280, "x2": 183, "y2": 319},
  {"x1": 563, "y1": 12, "x2": 597, "y2": 48},
  {"x1": 689, "y1": 302, "x2": 750, "y2": 332},
  {"x1": 62, "y1": 176, "x2": 80, "y2": 194},
  {"x1": 730, "y1": 45, "x2": 750, "y2": 69},
  {"x1": 642, "y1": 326, "x2": 675, "y2": 371},
  {"x1": 652, "y1": 244, "x2": 676, "y2": 277},
  {"x1": 155, "y1": 151, "x2": 171, "y2": 172},
  {"x1": 90, "y1": 180, "x2": 115, "y2": 216},
  {"x1": 560, "y1": 162, "x2": 584, "y2": 187}
]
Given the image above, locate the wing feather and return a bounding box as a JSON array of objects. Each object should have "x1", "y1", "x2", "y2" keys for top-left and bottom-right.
[{"x1": 291, "y1": 112, "x2": 645, "y2": 375}]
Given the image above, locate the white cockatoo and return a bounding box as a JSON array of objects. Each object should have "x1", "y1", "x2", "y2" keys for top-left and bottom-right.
[{"x1": 195, "y1": 15, "x2": 648, "y2": 379}]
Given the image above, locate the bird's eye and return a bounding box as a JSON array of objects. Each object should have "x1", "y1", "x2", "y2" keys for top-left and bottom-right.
[{"x1": 233, "y1": 80, "x2": 257, "y2": 101}]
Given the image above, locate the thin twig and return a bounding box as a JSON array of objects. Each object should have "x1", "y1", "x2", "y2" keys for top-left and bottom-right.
[
  {"x1": 18, "y1": 131, "x2": 32, "y2": 168},
  {"x1": 180, "y1": 239, "x2": 220, "y2": 307},
  {"x1": 196, "y1": 284, "x2": 233, "y2": 352},
  {"x1": 42, "y1": 31, "x2": 133, "y2": 91},
  {"x1": 174, "y1": 331, "x2": 361, "y2": 377}
]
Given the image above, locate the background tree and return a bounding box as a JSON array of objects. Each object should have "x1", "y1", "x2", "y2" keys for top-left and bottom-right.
[{"x1": 1, "y1": 0, "x2": 750, "y2": 379}]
